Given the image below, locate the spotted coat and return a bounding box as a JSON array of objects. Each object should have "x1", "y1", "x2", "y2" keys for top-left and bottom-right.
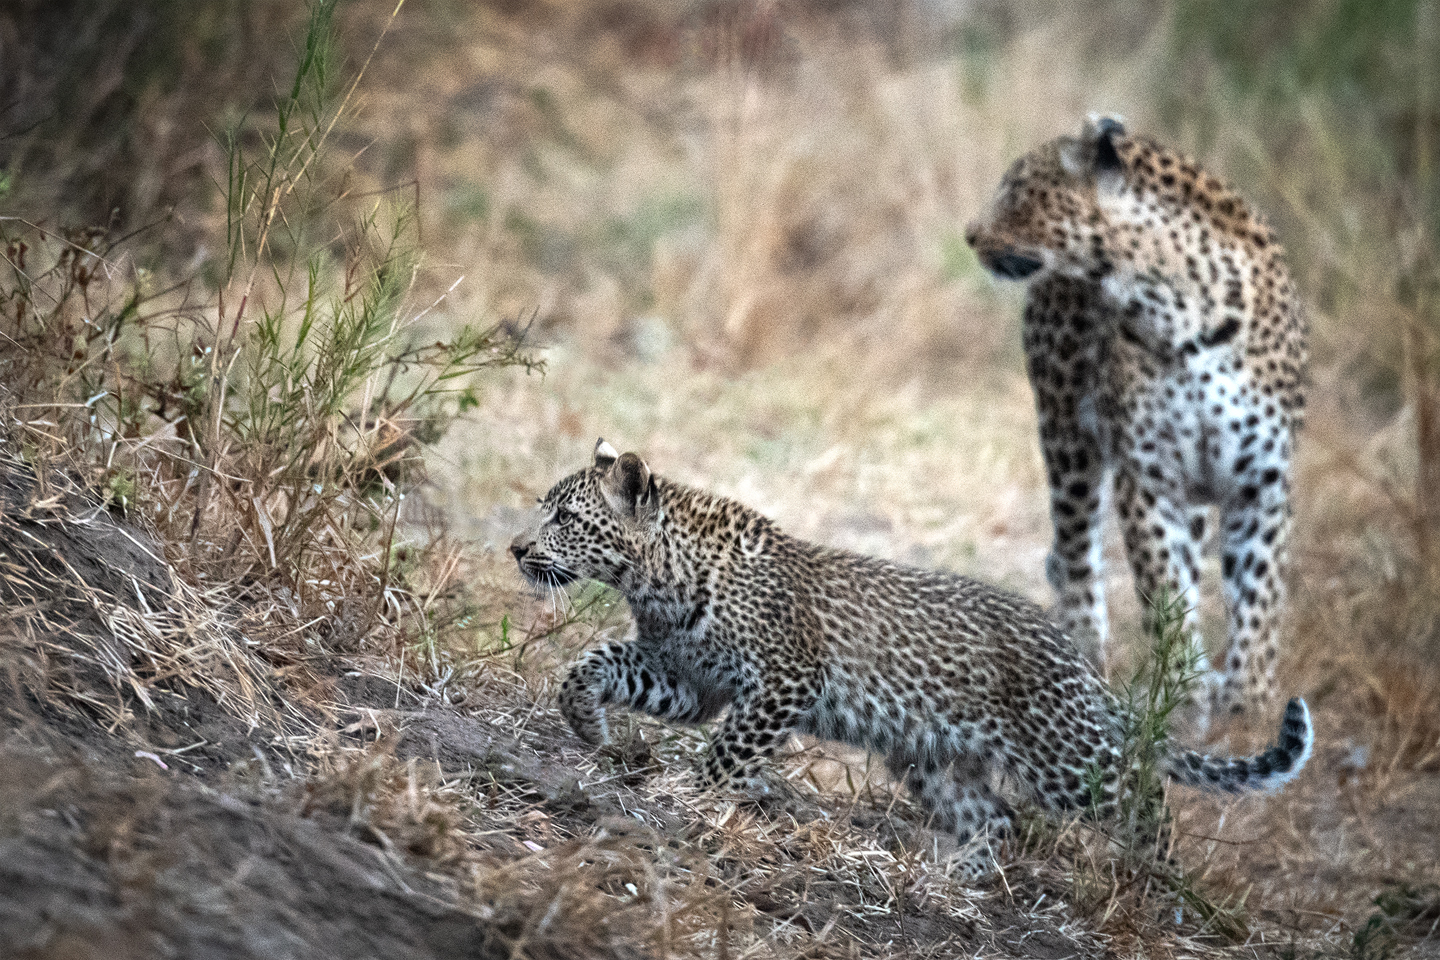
[
  {"x1": 965, "y1": 116, "x2": 1309, "y2": 715},
  {"x1": 511, "y1": 441, "x2": 1312, "y2": 862}
]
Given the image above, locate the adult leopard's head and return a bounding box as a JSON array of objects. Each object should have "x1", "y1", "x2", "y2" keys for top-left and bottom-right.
[
  {"x1": 510, "y1": 439, "x2": 662, "y2": 591},
  {"x1": 964, "y1": 114, "x2": 1132, "y2": 283},
  {"x1": 966, "y1": 115, "x2": 1270, "y2": 286}
]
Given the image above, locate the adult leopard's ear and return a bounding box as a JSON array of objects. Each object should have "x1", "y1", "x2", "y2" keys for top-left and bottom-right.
[
  {"x1": 594, "y1": 438, "x2": 620, "y2": 470},
  {"x1": 601, "y1": 452, "x2": 659, "y2": 522},
  {"x1": 1084, "y1": 113, "x2": 1126, "y2": 174}
]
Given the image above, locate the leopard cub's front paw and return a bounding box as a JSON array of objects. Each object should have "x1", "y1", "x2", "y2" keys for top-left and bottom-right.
[
  {"x1": 703, "y1": 767, "x2": 794, "y2": 806},
  {"x1": 743, "y1": 774, "x2": 812, "y2": 818}
]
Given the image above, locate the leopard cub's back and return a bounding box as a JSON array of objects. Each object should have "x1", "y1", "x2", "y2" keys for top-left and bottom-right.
[{"x1": 798, "y1": 551, "x2": 1120, "y2": 806}]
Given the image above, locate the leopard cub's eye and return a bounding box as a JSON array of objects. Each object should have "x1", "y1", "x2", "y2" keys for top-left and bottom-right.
[{"x1": 554, "y1": 506, "x2": 575, "y2": 525}]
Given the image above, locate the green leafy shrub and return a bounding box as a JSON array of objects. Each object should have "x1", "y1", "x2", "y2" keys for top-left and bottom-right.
[{"x1": 0, "y1": 0, "x2": 539, "y2": 637}]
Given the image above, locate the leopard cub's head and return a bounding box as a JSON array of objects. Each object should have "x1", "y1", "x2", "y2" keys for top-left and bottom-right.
[
  {"x1": 510, "y1": 439, "x2": 662, "y2": 590},
  {"x1": 965, "y1": 114, "x2": 1131, "y2": 282}
]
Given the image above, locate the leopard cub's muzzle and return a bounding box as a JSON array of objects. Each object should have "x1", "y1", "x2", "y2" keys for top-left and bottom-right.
[{"x1": 510, "y1": 532, "x2": 582, "y2": 589}]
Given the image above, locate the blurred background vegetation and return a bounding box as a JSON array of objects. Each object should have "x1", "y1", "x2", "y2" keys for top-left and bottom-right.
[
  {"x1": 3, "y1": 0, "x2": 1436, "y2": 638},
  {"x1": 0, "y1": 0, "x2": 298, "y2": 234},
  {"x1": 1170, "y1": 0, "x2": 1440, "y2": 569}
]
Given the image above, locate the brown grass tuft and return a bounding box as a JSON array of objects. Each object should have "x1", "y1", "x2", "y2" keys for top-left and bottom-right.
[{"x1": 0, "y1": 447, "x2": 303, "y2": 741}]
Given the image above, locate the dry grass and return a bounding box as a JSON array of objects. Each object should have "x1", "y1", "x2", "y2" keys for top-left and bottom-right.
[{"x1": 0, "y1": 448, "x2": 303, "y2": 738}]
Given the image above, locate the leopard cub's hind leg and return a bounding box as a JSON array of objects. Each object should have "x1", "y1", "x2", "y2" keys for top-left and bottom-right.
[{"x1": 888, "y1": 750, "x2": 1014, "y2": 879}]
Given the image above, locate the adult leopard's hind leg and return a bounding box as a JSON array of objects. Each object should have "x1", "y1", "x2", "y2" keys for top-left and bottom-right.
[
  {"x1": 559, "y1": 640, "x2": 719, "y2": 745},
  {"x1": 1113, "y1": 466, "x2": 1216, "y2": 695},
  {"x1": 1215, "y1": 461, "x2": 1292, "y2": 714}
]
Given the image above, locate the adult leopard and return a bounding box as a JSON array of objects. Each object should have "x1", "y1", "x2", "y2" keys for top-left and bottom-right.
[{"x1": 965, "y1": 116, "x2": 1308, "y2": 716}]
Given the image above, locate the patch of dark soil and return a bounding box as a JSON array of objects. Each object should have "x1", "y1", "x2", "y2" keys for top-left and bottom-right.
[
  {"x1": 0, "y1": 455, "x2": 308, "y2": 783},
  {"x1": 333, "y1": 669, "x2": 430, "y2": 711},
  {"x1": 811, "y1": 888, "x2": 985, "y2": 953},
  {"x1": 389, "y1": 708, "x2": 630, "y2": 824},
  {"x1": 0, "y1": 747, "x2": 626, "y2": 960},
  {"x1": 0, "y1": 458, "x2": 172, "y2": 622},
  {"x1": 982, "y1": 896, "x2": 1106, "y2": 959},
  {"x1": 0, "y1": 644, "x2": 299, "y2": 782},
  {"x1": 392, "y1": 708, "x2": 517, "y2": 768}
]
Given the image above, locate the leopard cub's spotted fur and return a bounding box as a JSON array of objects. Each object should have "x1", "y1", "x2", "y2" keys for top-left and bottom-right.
[
  {"x1": 966, "y1": 116, "x2": 1308, "y2": 716},
  {"x1": 512, "y1": 441, "x2": 1312, "y2": 865}
]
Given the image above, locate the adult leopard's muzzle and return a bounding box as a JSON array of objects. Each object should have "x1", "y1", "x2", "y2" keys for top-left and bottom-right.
[
  {"x1": 964, "y1": 221, "x2": 1045, "y2": 281},
  {"x1": 979, "y1": 247, "x2": 1044, "y2": 280}
]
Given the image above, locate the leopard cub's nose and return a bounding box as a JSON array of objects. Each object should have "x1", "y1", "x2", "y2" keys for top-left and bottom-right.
[{"x1": 510, "y1": 539, "x2": 529, "y2": 561}]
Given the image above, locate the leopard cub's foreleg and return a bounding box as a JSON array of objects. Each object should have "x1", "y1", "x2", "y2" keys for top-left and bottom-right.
[{"x1": 558, "y1": 640, "x2": 712, "y2": 745}]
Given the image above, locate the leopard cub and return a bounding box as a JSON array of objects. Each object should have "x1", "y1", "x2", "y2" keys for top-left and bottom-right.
[{"x1": 512, "y1": 441, "x2": 1312, "y2": 866}]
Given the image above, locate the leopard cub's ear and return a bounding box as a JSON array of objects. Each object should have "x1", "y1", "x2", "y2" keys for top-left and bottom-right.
[
  {"x1": 600, "y1": 452, "x2": 659, "y2": 523},
  {"x1": 593, "y1": 438, "x2": 620, "y2": 470}
]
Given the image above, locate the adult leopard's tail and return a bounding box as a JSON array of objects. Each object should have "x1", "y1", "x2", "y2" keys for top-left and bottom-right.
[{"x1": 1164, "y1": 698, "x2": 1313, "y2": 794}]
